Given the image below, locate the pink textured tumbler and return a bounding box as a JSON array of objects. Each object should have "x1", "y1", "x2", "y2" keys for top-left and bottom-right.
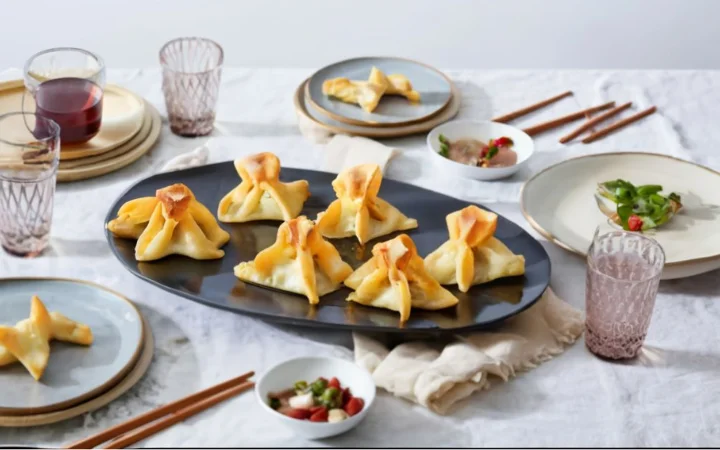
[
  {"x1": 159, "y1": 37, "x2": 223, "y2": 137},
  {"x1": 585, "y1": 230, "x2": 665, "y2": 359}
]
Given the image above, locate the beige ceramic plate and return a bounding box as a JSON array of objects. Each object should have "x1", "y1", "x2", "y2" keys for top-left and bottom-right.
[
  {"x1": 0, "y1": 80, "x2": 145, "y2": 161},
  {"x1": 58, "y1": 106, "x2": 153, "y2": 170},
  {"x1": 295, "y1": 79, "x2": 460, "y2": 139},
  {"x1": 0, "y1": 315, "x2": 153, "y2": 427},
  {"x1": 57, "y1": 101, "x2": 161, "y2": 182},
  {"x1": 521, "y1": 152, "x2": 720, "y2": 274}
]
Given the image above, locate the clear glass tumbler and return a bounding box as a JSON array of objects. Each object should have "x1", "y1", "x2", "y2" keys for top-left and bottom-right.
[
  {"x1": 0, "y1": 112, "x2": 60, "y2": 257},
  {"x1": 159, "y1": 37, "x2": 224, "y2": 137},
  {"x1": 585, "y1": 230, "x2": 665, "y2": 359},
  {"x1": 24, "y1": 47, "x2": 106, "y2": 144}
]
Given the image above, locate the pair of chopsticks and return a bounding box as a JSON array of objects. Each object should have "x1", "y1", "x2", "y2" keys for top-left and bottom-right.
[
  {"x1": 492, "y1": 91, "x2": 657, "y2": 143},
  {"x1": 65, "y1": 371, "x2": 255, "y2": 449}
]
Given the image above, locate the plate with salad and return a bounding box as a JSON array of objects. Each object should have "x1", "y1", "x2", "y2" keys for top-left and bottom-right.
[{"x1": 521, "y1": 152, "x2": 720, "y2": 277}]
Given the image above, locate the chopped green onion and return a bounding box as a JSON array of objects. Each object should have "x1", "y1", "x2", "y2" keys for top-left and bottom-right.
[
  {"x1": 439, "y1": 143, "x2": 449, "y2": 157},
  {"x1": 438, "y1": 134, "x2": 449, "y2": 145},
  {"x1": 485, "y1": 146, "x2": 498, "y2": 160}
]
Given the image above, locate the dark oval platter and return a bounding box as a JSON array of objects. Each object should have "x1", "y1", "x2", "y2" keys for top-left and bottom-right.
[{"x1": 105, "y1": 162, "x2": 551, "y2": 335}]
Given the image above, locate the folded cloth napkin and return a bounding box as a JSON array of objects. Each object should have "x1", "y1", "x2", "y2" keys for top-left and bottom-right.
[{"x1": 158, "y1": 136, "x2": 584, "y2": 415}]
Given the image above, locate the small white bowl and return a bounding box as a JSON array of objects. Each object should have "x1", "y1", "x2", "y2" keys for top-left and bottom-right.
[
  {"x1": 426, "y1": 119, "x2": 534, "y2": 181},
  {"x1": 255, "y1": 356, "x2": 376, "y2": 440}
]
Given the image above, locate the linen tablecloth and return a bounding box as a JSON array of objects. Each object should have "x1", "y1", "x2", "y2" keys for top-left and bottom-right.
[{"x1": 1, "y1": 68, "x2": 719, "y2": 447}]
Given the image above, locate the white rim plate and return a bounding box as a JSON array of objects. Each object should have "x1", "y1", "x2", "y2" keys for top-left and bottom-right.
[
  {"x1": 521, "y1": 152, "x2": 720, "y2": 268},
  {"x1": 0, "y1": 278, "x2": 143, "y2": 414}
]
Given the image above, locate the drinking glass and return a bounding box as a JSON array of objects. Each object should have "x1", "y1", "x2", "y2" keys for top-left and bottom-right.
[
  {"x1": 24, "y1": 47, "x2": 106, "y2": 144},
  {"x1": 585, "y1": 229, "x2": 665, "y2": 359},
  {"x1": 159, "y1": 37, "x2": 223, "y2": 137},
  {"x1": 0, "y1": 112, "x2": 60, "y2": 257}
]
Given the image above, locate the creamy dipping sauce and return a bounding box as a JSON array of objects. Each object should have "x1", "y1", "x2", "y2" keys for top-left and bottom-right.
[{"x1": 438, "y1": 135, "x2": 518, "y2": 168}]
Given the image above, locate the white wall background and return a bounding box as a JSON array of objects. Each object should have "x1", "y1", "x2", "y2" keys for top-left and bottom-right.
[{"x1": 2, "y1": 0, "x2": 719, "y2": 70}]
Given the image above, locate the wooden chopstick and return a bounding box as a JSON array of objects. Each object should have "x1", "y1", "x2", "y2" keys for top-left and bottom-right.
[
  {"x1": 65, "y1": 371, "x2": 254, "y2": 449},
  {"x1": 103, "y1": 381, "x2": 254, "y2": 449},
  {"x1": 559, "y1": 102, "x2": 633, "y2": 143},
  {"x1": 492, "y1": 91, "x2": 573, "y2": 123},
  {"x1": 522, "y1": 101, "x2": 616, "y2": 136},
  {"x1": 582, "y1": 106, "x2": 657, "y2": 144}
]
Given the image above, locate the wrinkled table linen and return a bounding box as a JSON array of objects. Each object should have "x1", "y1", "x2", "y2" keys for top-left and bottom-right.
[{"x1": 1, "y1": 68, "x2": 719, "y2": 447}]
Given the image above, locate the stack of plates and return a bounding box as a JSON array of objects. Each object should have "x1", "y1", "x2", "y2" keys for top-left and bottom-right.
[
  {"x1": 295, "y1": 57, "x2": 460, "y2": 138},
  {"x1": 0, "y1": 80, "x2": 162, "y2": 183},
  {"x1": 0, "y1": 278, "x2": 154, "y2": 427}
]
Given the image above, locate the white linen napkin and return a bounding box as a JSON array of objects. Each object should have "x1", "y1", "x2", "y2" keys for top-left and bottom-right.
[{"x1": 158, "y1": 136, "x2": 584, "y2": 415}]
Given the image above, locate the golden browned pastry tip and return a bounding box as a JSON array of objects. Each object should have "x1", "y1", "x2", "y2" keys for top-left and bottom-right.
[
  {"x1": 218, "y1": 152, "x2": 310, "y2": 223},
  {"x1": 345, "y1": 234, "x2": 458, "y2": 322},
  {"x1": 315, "y1": 164, "x2": 417, "y2": 244},
  {"x1": 234, "y1": 216, "x2": 353, "y2": 304},
  {"x1": 424, "y1": 205, "x2": 525, "y2": 292},
  {"x1": 107, "y1": 183, "x2": 230, "y2": 261}
]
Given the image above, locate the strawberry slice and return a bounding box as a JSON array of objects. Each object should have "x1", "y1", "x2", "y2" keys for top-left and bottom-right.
[
  {"x1": 343, "y1": 397, "x2": 364, "y2": 417},
  {"x1": 328, "y1": 377, "x2": 341, "y2": 389},
  {"x1": 310, "y1": 407, "x2": 329, "y2": 422},
  {"x1": 278, "y1": 406, "x2": 311, "y2": 420}
]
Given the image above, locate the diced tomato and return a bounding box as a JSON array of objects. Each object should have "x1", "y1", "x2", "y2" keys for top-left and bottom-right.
[
  {"x1": 343, "y1": 397, "x2": 364, "y2": 417},
  {"x1": 328, "y1": 377, "x2": 341, "y2": 389},
  {"x1": 278, "y1": 406, "x2": 311, "y2": 420},
  {"x1": 494, "y1": 136, "x2": 513, "y2": 147},
  {"x1": 310, "y1": 407, "x2": 329, "y2": 422},
  {"x1": 341, "y1": 387, "x2": 352, "y2": 406},
  {"x1": 628, "y1": 215, "x2": 643, "y2": 232}
]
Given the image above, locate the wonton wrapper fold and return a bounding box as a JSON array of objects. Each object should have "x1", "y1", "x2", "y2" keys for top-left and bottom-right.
[
  {"x1": 234, "y1": 216, "x2": 353, "y2": 305},
  {"x1": 424, "y1": 205, "x2": 525, "y2": 292},
  {"x1": 322, "y1": 78, "x2": 386, "y2": 113},
  {"x1": 107, "y1": 183, "x2": 230, "y2": 262},
  {"x1": 316, "y1": 164, "x2": 418, "y2": 244},
  {"x1": 368, "y1": 67, "x2": 421, "y2": 103},
  {"x1": 0, "y1": 296, "x2": 93, "y2": 381},
  {"x1": 218, "y1": 152, "x2": 310, "y2": 223},
  {"x1": 345, "y1": 234, "x2": 458, "y2": 322}
]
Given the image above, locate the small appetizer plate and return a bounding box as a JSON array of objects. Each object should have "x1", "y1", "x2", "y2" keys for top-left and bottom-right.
[
  {"x1": 307, "y1": 56, "x2": 452, "y2": 127},
  {"x1": 427, "y1": 120, "x2": 534, "y2": 181},
  {"x1": 0, "y1": 278, "x2": 143, "y2": 414},
  {"x1": 521, "y1": 152, "x2": 720, "y2": 278},
  {"x1": 256, "y1": 357, "x2": 375, "y2": 439},
  {"x1": 297, "y1": 79, "x2": 461, "y2": 139}
]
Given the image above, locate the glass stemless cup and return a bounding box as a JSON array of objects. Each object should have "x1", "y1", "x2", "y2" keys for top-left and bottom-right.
[
  {"x1": 159, "y1": 37, "x2": 224, "y2": 137},
  {"x1": 585, "y1": 229, "x2": 665, "y2": 359},
  {"x1": 24, "y1": 47, "x2": 106, "y2": 144},
  {"x1": 0, "y1": 112, "x2": 60, "y2": 257}
]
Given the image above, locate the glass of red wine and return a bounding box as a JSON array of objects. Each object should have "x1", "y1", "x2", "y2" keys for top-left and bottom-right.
[{"x1": 23, "y1": 48, "x2": 105, "y2": 145}]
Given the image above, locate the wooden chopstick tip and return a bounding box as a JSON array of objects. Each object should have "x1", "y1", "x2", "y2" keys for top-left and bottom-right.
[{"x1": 581, "y1": 106, "x2": 657, "y2": 144}]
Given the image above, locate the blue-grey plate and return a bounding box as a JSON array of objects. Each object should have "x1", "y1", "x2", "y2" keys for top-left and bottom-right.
[
  {"x1": 0, "y1": 278, "x2": 143, "y2": 414},
  {"x1": 104, "y1": 163, "x2": 551, "y2": 335},
  {"x1": 306, "y1": 57, "x2": 453, "y2": 126}
]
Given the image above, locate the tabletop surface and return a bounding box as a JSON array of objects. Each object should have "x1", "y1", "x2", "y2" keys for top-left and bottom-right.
[{"x1": 1, "y1": 68, "x2": 719, "y2": 447}]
